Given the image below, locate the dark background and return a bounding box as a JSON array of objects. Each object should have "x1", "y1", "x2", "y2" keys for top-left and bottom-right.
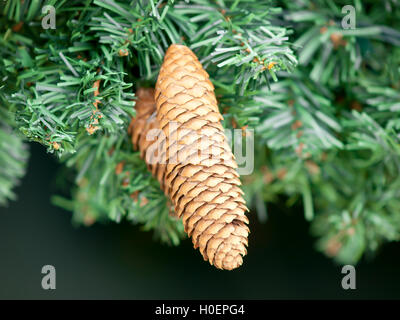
[{"x1": 0, "y1": 143, "x2": 399, "y2": 299}]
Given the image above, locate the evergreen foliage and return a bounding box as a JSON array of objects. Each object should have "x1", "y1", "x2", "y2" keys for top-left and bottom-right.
[{"x1": 0, "y1": 0, "x2": 399, "y2": 264}]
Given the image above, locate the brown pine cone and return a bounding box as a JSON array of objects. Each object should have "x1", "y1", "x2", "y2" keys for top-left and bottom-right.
[{"x1": 130, "y1": 45, "x2": 249, "y2": 270}]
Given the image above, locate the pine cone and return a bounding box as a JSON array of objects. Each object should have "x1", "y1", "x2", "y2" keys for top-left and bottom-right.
[{"x1": 130, "y1": 45, "x2": 249, "y2": 270}]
